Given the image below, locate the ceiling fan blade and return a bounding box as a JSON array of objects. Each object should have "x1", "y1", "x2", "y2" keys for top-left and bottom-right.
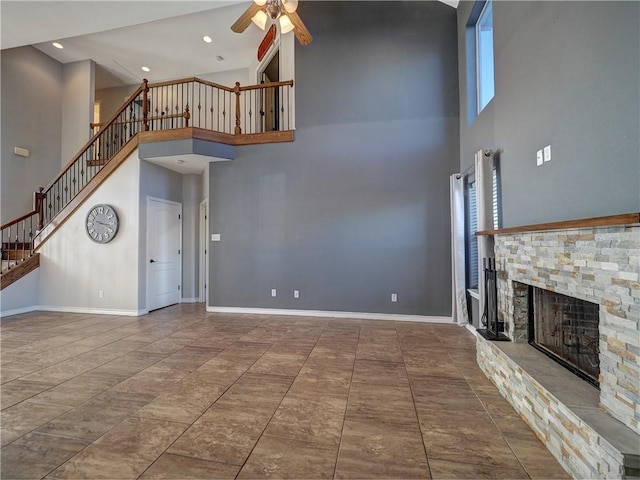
[
  {"x1": 287, "y1": 10, "x2": 313, "y2": 45},
  {"x1": 231, "y1": 2, "x2": 262, "y2": 33}
]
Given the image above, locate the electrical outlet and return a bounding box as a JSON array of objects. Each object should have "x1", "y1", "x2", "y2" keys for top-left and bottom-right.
[
  {"x1": 271, "y1": 289, "x2": 277, "y2": 297},
  {"x1": 391, "y1": 293, "x2": 398, "y2": 302},
  {"x1": 294, "y1": 290, "x2": 299, "y2": 299},
  {"x1": 536, "y1": 150, "x2": 543, "y2": 166},
  {"x1": 544, "y1": 145, "x2": 551, "y2": 162},
  {"x1": 99, "y1": 290, "x2": 104, "y2": 298}
]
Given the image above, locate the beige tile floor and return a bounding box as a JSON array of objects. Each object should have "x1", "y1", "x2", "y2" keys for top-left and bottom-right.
[{"x1": 0, "y1": 304, "x2": 570, "y2": 479}]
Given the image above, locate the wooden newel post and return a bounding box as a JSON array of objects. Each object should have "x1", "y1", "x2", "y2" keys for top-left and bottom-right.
[
  {"x1": 234, "y1": 82, "x2": 242, "y2": 135},
  {"x1": 34, "y1": 187, "x2": 45, "y2": 230},
  {"x1": 142, "y1": 78, "x2": 149, "y2": 131}
]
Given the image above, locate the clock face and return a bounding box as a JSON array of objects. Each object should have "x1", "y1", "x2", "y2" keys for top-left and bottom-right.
[{"x1": 86, "y1": 204, "x2": 119, "y2": 244}]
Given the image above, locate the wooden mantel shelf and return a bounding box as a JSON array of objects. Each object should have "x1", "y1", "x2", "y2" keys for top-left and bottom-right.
[{"x1": 477, "y1": 212, "x2": 640, "y2": 236}]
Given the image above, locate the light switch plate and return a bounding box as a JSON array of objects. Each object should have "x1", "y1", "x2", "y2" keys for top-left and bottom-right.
[
  {"x1": 211, "y1": 234, "x2": 221, "y2": 242},
  {"x1": 536, "y1": 150, "x2": 543, "y2": 166},
  {"x1": 544, "y1": 145, "x2": 551, "y2": 162}
]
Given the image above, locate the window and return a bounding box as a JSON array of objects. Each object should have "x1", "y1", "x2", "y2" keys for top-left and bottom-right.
[
  {"x1": 476, "y1": 0, "x2": 495, "y2": 113},
  {"x1": 465, "y1": 177, "x2": 479, "y2": 289},
  {"x1": 466, "y1": 0, "x2": 495, "y2": 122},
  {"x1": 491, "y1": 159, "x2": 501, "y2": 230},
  {"x1": 464, "y1": 156, "x2": 501, "y2": 290}
]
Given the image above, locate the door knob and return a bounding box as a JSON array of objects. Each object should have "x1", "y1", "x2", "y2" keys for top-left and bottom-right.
[{"x1": 150, "y1": 259, "x2": 156, "y2": 263}]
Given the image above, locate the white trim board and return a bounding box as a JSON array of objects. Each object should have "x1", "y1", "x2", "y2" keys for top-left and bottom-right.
[
  {"x1": 181, "y1": 298, "x2": 201, "y2": 304},
  {"x1": 207, "y1": 306, "x2": 453, "y2": 323},
  {"x1": 38, "y1": 306, "x2": 147, "y2": 317},
  {"x1": 465, "y1": 323, "x2": 479, "y2": 337},
  {"x1": 0, "y1": 305, "x2": 40, "y2": 318}
]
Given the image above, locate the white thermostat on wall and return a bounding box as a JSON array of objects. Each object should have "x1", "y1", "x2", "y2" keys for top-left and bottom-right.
[{"x1": 211, "y1": 234, "x2": 221, "y2": 242}]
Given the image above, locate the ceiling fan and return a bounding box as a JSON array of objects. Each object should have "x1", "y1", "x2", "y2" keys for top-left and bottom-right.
[{"x1": 231, "y1": 0, "x2": 313, "y2": 46}]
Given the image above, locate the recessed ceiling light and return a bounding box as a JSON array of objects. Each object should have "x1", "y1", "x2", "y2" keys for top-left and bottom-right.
[
  {"x1": 203, "y1": 35, "x2": 212, "y2": 43},
  {"x1": 141, "y1": 66, "x2": 150, "y2": 72},
  {"x1": 174, "y1": 159, "x2": 185, "y2": 164},
  {"x1": 52, "y1": 42, "x2": 64, "y2": 49}
]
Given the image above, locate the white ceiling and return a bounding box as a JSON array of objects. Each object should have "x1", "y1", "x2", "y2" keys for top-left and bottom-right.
[
  {"x1": 1, "y1": 1, "x2": 458, "y2": 87},
  {"x1": 2, "y1": 1, "x2": 265, "y2": 87}
]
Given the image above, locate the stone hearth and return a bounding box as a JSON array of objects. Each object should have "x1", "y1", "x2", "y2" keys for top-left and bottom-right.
[{"x1": 476, "y1": 216, "x2": 639, "y2": 479}]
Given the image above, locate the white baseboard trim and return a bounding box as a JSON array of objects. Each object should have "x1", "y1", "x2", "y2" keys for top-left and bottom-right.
[
  {"x1": 38, "y1": 306, "x2": 147, "y2": 317},
  {"x1": 207, "y1": 306, "x2": 453, "y2": 323},
  {"x1": 465, "y1": 323, "x2": 479, "y2": 337},
  {"x1": 0, "y1": 305, "x2": 40, "y2": 318},
  {"x1": 181, "y1": 298, "x2": 201, "y2": 304}
]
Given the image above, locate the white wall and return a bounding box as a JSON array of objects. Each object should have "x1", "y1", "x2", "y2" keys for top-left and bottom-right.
[
  {"x1": 61, "y1": 60, "x2": 95, "y2": 166},
  {"x1": 0, "y1": 268, "x2": 39, "y2": 317},
  {"x1": 38, "y1": 154, "x2": 142, "y2": 315},
  {"x1": 198, "y1": 67, "x2": 251, "y2": 86}
]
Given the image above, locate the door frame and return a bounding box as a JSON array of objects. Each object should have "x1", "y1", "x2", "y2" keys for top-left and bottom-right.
[
  {"x1": 257, "y1": 46, "x2": 280, "y2": 132},
  {"x1": 146, "y1": 196, "x2": 183, "y2": 312},
  {"x1": 199, "y1": 198, "x2": 209, "y2": 305}
]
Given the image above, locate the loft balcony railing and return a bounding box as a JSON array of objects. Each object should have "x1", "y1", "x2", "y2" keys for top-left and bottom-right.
[{"x1": 1, "y1": 76, "x2": 294, "y2": 275}]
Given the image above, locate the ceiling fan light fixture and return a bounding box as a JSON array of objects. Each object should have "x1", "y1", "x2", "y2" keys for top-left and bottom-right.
[
  {"x1": 282, "y1": 0, "x2": 298, "y2": 13},
  {"x1": 251, "y1": 10, "x2": 268, "y2": 30},
  {"x1": 279, "y1": 14, "x2": 295, "y2": 34},
  {"x1": 266, "y1": 1, "x2": 281, "y2": 19},
  {"x1": 253, "y1": 0, "x2": 267, "y2": 5}
]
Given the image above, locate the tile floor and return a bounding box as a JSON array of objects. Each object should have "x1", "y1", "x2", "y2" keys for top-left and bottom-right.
[{"x1": 0, "y1": 304, "x2": 570, "y2": 479}]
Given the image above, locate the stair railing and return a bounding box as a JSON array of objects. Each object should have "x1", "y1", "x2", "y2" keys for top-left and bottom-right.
[
  {"x1": 1, "y1": 208, "x2": 40, "y2": 274},
  {"x1": 40, "y1": 83, "x2": 147, "y2": 227},
  {"x1": 1, "y1": 77, "x2": 295, "y2": 269}
]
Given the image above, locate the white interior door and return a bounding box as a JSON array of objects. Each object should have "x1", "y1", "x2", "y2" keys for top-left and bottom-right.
[{"x1": 147, "y1": 197, "x2": 182, "y2": 311}]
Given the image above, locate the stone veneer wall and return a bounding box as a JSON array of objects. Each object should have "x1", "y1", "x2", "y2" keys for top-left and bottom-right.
[
  {"x1": 493, "y1": 225, "x2": 639, "y2": 434},
  {"x1": 477, "y1": 340, "x2": 628, "y2": 479}
]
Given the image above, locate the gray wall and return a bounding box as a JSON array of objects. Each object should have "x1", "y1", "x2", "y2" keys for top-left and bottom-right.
[
  {"x1": 1, "y1": 46, "x2": 63, "y2": 222},
  {"x1": 61, "y1": 60, "x2": 95, "y2": 166},
  {"x1": 182, "y1": 174, "x2": 202, "y2": 301},
  {"x1": 458, "y1": 1, "x2": 640, "y2": 227},
  {"x1": 209, "y1": 1, "x2": 459, "y2": 316}
]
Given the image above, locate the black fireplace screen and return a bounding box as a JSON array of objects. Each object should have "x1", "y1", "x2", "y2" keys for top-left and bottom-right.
[{"x1": 530, "y1": 287, "x2": 600, "y2": 386}]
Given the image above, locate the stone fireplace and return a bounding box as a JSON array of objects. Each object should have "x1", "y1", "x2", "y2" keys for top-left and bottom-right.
[
  {"x1": 529, "y1": 285, "x2": 600, "y2": 386},
  {"x1": 475, "y1": 214, "x2": 639, "y2": 479}
]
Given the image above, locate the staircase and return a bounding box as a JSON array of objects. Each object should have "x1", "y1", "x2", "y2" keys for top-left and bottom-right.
[{"x1": 0, "y1": 76, "x2": 294, "y2": 291}]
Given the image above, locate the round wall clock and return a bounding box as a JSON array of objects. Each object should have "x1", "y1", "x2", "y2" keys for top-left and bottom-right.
[{"x1": 85, "y1": 204, "x2": 119, "y2": 244}]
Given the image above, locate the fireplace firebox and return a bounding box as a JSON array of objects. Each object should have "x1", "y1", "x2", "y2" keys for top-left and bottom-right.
[{"x1": 529, "y1": 286, "x2": 600, "y2": 387}]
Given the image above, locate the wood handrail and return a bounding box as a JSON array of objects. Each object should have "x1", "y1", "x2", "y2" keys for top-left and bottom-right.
[
  {"x1": 148, "y1": 77, "x2": 233, "y2": 92},
  {"x1": 1, "y1": 210, "x2": 38, "y2": 230},
  {"x1": 43, "y1": 83, "x2": 145, "y2": 193},
  {"x1": 90, "y1": 111, "x2": 188, "y2": 129},
  {"x1": 239, "y1": 80, "x2": 294, "y2": 91},
  {"x1": 147, "y1": 76, "x2": 294, "y2": 93},
  {"x1": 476, "y1": 212, "x2": 640, "y2": 236}
]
